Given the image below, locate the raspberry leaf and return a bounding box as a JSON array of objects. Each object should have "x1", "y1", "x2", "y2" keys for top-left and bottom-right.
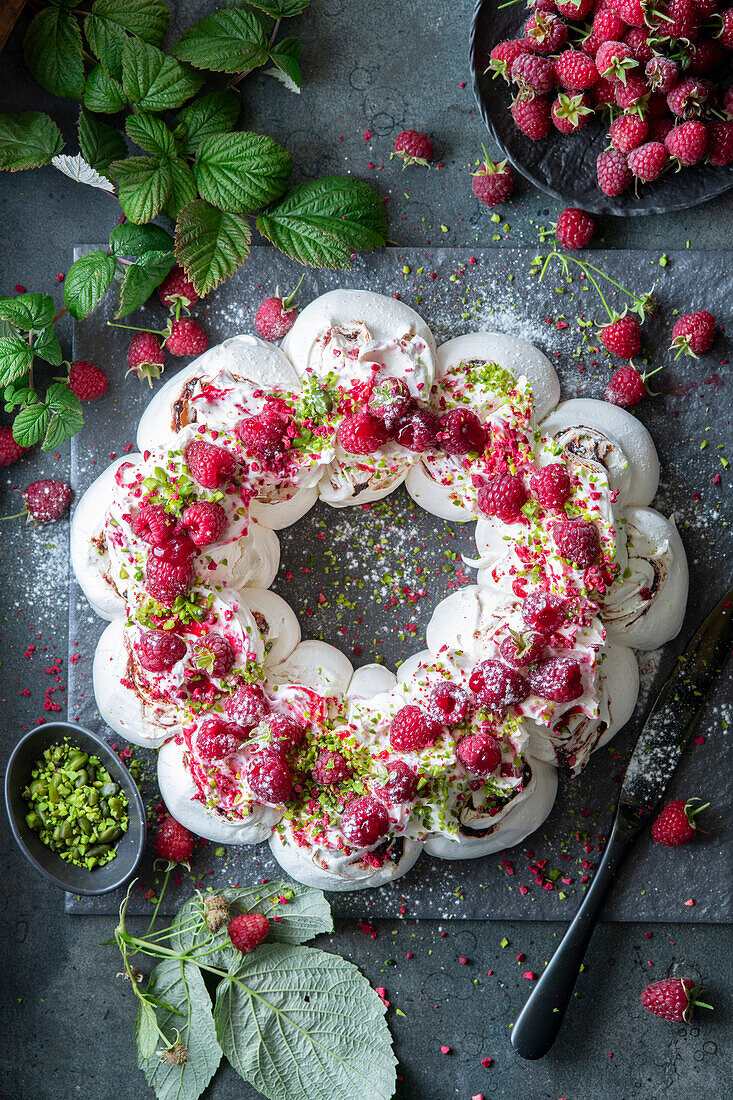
[
  {"x1": 121, "y1": 39, "x2": 203, "y2": 112},
  {"x1": 31, "y1": 326, "x2": 63, "y2": 367},
  {"x1": 108, "y1": 156, "x2": 173, "y2": 223},
  {"x1": 193, "y1": 132, "x2": 293, "y2": 214},
  {"x1": 83, "y1": 65, "x2": 128, "y2": 114},
  {"x1": 266, "y1": 36, "x2": 302, "y2": 93},
  {"x1": 171, "y1": 9, "x2": 269, "y2": 73},
  {"x1": 163, "y1": 157, "x2": 198, "y2": 220},
  {"x1": 0, "y1": 112, "x2": 64, "y2": 171},
  {"x1": 175, "y1": 199, "x2": 251, "y2": 295},
  {"x1": 115, "y1": 249, "x2": 175, "y2": 319},
  {"x1": 109, "y1": 222, "x2": 174, "y2": 257},
  {"x1": 214, "y1": 944, "x2": 396, "y2": 1100},
  {"x1": 78, "y1": 108, "x2": 126, "y2": 176},
  {"x1": 0, "y1": 337, "x2": 34, "y2": 387},
  {"x1": 63, "y1": 249, "x2": 117, "y2": 320},
  {"x1": 126, "y1": 112, "x2": 176, "y2": 159},
  {"x1": 12, "y1": 401, "x2": 50, "y2": 448},
  {"x1": 176, "y1": 91, "x2": 240, "y2": 157},
  {"x1": 43, "y1": 384, "x2": 84, "y2": 450},
  {"x1": 0, "y1": 293, "x2": 55, "y2": 330},
  {"x1": 249, "y1": 0, "x2": 310, "y2": 15},
  {"x1": 84, "y1": 0, "x2": 169, "y2": 81},
  {"x1": 256, "y1": 177, "x2": 388, "y2": 267},
  {"x1": 23, "y1": 7, "x2": 85, "y2": 100}
]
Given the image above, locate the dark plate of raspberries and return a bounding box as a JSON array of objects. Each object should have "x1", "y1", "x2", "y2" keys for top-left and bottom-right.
[{"x1": 469, "y1": 0, "x2": 733, "y2": 215}]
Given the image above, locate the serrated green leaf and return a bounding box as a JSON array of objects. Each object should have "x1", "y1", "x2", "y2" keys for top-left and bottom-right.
[
  {"x1": 32, "y1": 327, "x2": 63, "y2": 367},
  {"x1": 175, "y1": 200, "x2": 251, "y2": 296},
  {"x1": 45, "y1": 382, "x2": 80, "y2": 413},
  {"x1": 215, "y1": 945, "x2": 396, "y2": 1100},
  {"x1": 115, "y1": 249, "x2": 174, "y2": 318},
  {"x1": 248, "y1": 0, "x2": 310, "y2": 15},
  {"x1": 13, "y1": 402, "x2": 50, "y2": 448},
  {"x1": 0, "y1": 338, "x2": 34, "y2": 386},
  {"x1": 0, "y1": 294, "x2": 55, "y2": 330},
  {"x1": 134, "y1": 998, "x2": 159, "y2": 1063},
  {"x1": 83, "y1": 65, "x2": 127, "y2": 113},
  {"x1": 176, "y1": 91, "x2": 240, "y2": 157},
  {"x1": 172, "y1": 9, "x2": 268, "y2": 74},
  {"x1": 63, "y1": 250, "x2": 117, "y2": 320},
  {"x1": 163, "y1": 158, "x2": 198, "y2": 220},
  {"x1": 23, "y1": 7, "x2": 85, "y2": 100},
  {"x1": 84, "y1": 0, "x2": 169, "y2": 80},
  {"x1": 122, "y1": 38, "x2": 203, "y2": 112},
  {"x1": 109, "y1": 156, "x2": 172, "y2": 224},
  {"x1": 268, "y1": 35, "x2": 301, "y2": 90},
  {"x1": 126, "y1": 112, "x2": 175, "y2": 158},
  {"x1": 137, "y1": 959, "x2": 221, "y2": 1100},
  {"x1": 78, "y1": 108, "x2": 126, "y2": 175},
  {"x1": 194, "y1": 132, "x2": 292, "y2": 214},
  {"x1": 109, "y1": 222, "x2": 173, "y2": 257},
  {"x1": 5, "y1": 384, "x2": 36, "y2": 412},
  {"x1": 256, "y1": 176, "x2": 387, "y2": 268},
  {"x1": 0, "y1": 113, "x2": 64, "y2": 171}
]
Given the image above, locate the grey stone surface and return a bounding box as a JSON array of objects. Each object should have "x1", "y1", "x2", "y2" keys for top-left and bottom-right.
[{"x1": 0, "y1": 2, "x2": 731, "y2": 1099}]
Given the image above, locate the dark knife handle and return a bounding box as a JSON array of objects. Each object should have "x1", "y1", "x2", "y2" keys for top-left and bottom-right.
[{"x1": 510, "y1": 813, "x2": 636, "y2": 1060}]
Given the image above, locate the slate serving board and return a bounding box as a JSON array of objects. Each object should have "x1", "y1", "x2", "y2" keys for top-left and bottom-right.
[{"x1": 66, "y1": 245, "x2": 733, "y2": 920}]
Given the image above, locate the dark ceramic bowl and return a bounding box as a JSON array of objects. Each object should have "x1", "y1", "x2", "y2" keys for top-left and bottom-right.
[
  {"x1": 469, "y1": 0, "x2": 733, "y2": 216},
  {"x1": 4, "y1": 721, "x2": 146, "y2": 896}
]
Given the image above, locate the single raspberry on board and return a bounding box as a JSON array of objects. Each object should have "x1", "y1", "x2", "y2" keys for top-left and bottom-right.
[
  {"x1": 155, "y1": 816, "x2": 194, "y2": 864},
  {"x1": 255, "y1": 291, "x2": 299, "y2": 340},
  {"x1": 392, "y1": 129, "x2": 434, "y2": 166},
  {"x1": 599, "y1": 312, "x2": 642, "y2": 357},
  {"x1": 652, "y1": 797, "x2": 708, "y2": 846},
  {"x1": 472, "y1": 156, "x2": 515, "y2": 207},
  {"x1": 640, "y1": 978, "x2": 712, "y2": 1023},
  {"x1": 185, "y1": 439, "x2": 235, "y2": 488},
  {"x1": 670, "y1": 310, "x2": 716, "y2": 355},
  {"x1": 456, "y1": 731, "x2": 502, "y2": 776},
  {"x1": 552, "y1": 518, "x2": 601, "y2": 568},
  {"x1": 228, "y1": 912, "x2": 270, "y2": 953},
  {"x1": 0, "y1": 426, "x2": 27, "y2": 466},
  {"x1": 67, "y1": 360, "x2": 108, "y2": 401},
  {"x1": 127, "y1": 332, "x2": 165, "y2": 385},
  {"x1": 556, "y1": 208, "x2": 595, "y2": 250},
  {"x1": 477, "y1": 473, "x2": 528, "y2": 523},
  {"x1": 605, "y1": 364, "x2": 646, "y2": 407},
  {"x1": 341, "y1": 795, "x2": 390, "y2": 847},
  {"x1": 21, "y1": 479, "x2": 71, "y2": 523},
  {"x1": 136, "y1": 630, "x2": 186, "y2": 672}
]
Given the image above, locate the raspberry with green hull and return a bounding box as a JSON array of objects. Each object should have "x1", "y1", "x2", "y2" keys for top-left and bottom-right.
[
  {"x1": 127, "y1": 332, "x2": 164, "y2": 385},
  {"x1": 255, "y1": 285, "x2": 300, "y2": 340},
  {"x1": 640, "y1": 978, "x2": 712, "y2": 1022},
  {"x1": 487, "y1": 39, "x2": 533, "y2": 81},
  {"x1": 525, "y1": 10, "x2": 568, "y2": 54},
  {"x1": 472, "y1": 154, "x2": 515, "y2": 206},
  {"x1": 595, "y1": 40, "x2": 638, "y2": 81},
  {"x1": 652, "y1": 797, "x2": 709, "y2": 845},
  {"x1": 157, "y1": 265, "x2": 198, "y2": 311},
  {"x1": 551, "y1": 93, "x2": 593, "y2": 133},
  {"x1": 670, "y1": 310, "x2": 716, "y2": 356},
  {"x1": 392, "y1": 129, "x2": 434, "y2": 167}
]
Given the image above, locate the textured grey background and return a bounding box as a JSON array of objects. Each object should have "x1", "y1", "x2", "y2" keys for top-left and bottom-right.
[{"x1": 1, "y1": 1, "x2": 732, "y2": 1098}]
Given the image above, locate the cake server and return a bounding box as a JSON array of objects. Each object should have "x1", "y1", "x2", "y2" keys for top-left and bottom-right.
[{"x1": 511, "y1": 584, "x2": 733, "y2": 1060}]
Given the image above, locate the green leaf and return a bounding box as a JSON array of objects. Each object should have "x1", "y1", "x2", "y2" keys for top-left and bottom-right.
[
  {"x1": 175, "y1": 200, "x2": 251, "y2": 296},
  {"x1": 13, "y1": 402, "x2": 50, "y2": 448},
  {"x1": 108, "y1": 156, "x2": 172, "y2": 224},
  {"x1": 84, "y1": 0, "x2": 169, "y2": 80},
  {"x1": 215, "y1": 944, "x2": 396, "y2": 1100},
  {"x1": 256, "y1": 176, "x2": 387, "y2": 267},
  {"x1": 43, "y1": 383, "x2": 83, "y2": 449},
  {"x1": 0, "y1": 113, "x2": 64, "y2": 171},
  {"x1": 163, "y1": 158, "x2": 198, "y2": 220},
  {"x1": 137, "y1": 959, "x2": 221, "y2": 1100},
  {"x1": 23, "y1": 7, "x2": 85, "y2": 99},
  {"x1": 0, "y1": 294, "x2": 55, "y2": 330},
  {"x1": 172, "y1": 9, "x2": 268, "y2": 73},
  {"x1": 78, "y1": 108, "x2": 126, "y2": 175},
  {"x1": 83, "y1": 65, "x2": 127, "y2": 114},
  {"x1": 63, "y1": 250, "x2": 117, "y2": 320},
  {"x1": 194, "y1": 132, "x2": 292, "y2": 214},
  {"x1": 109, "y1": 222, "x2": 173, "y2": 257},
  {"x1": 267, "y1": 35, "x2": 301, "y2": 91},
  {"x1": 32, "y1": 326, "x2": 63, "y2": 367},
  {"x1": 115, "y1": 249, "x2": 174, "y2": 318},
  {"x1": 248, "y1": 0, "x2": 310, "y2": 15},
  {"x1": 0, "y1": 338, "x2": 34, "y2": 386},
  {"x1": 134, "y1": 998, "x2": 159, "y2": 1063},
  {"x1": 125, "y1": 112, "x2": 175, "y2": 158},
  {"x1": 176, "y1": 91, "x2": 240, "y2": 157},
  {"x1": 122, "y1": 38, "x2": 203, "y2": 112}
]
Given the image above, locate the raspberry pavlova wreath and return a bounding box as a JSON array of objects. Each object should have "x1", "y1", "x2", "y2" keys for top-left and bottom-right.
[{"x1": 71, "y1": 290, "x2": 688, "y2": 892}]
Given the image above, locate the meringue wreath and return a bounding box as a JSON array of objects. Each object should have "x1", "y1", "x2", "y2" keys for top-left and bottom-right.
[{"x1": 71, "y1": 290, "x2": 688, "y2": 892}]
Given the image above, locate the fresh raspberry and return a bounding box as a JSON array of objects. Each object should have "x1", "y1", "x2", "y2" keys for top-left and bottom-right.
[
  {"x1": 246, "y1": 750, "x2": 292, "y2": 804},
  {"x1": 665, "y1": 120, "x2": 708, "y2": 164},
  {"x1": 157, "y1": 265, "x2": 198, "y2": 311},
  {"x1": 238, "y1": 409, "x2": 289, "y2": 461},
  {"x1": 652, "y1": 797, "x2": 708, "y2": 845},
  {"x1": 339, "y1": 412, "x2": 389, "y2": 455},
  {"x1": 554, "y1": 49, "x2": 599, "y2": 91},
  {"x1": 499, "y1": 630, "x2": 547, "y2": 668},
  {"x1": 132, "y1": 504, "x2": 176, "y2": 547},
  {"x1": 471, "y1": 156, "x2": 515, "y2": 206},
  {"x1": 591, "y1": 75, "x2": 619, "y2": 107},
  {"x1": 687, "y1": 38, "x2": 724, "y2": 71},
  {"x1": 640, "y1": 978, "x2": 711, "y2": 1023},
  {"x1": 368, "y1": 377, "x2": 413, "y2": 424},
  {"x1": 477, "y1": 473, "x2": 528, "y2": 523},
  {"x1": 196, "y1": 632, "x2": 235, "y2": 677},
  {"x1": 312, "y1": 749, "x2": 352, "y2": 786},
  {"x1": 609, "y1": 113, "x2": 649, "y2": 153},
  {"x1": 556, "y1": 208, "x2": 595, "y2": 249},
  {"x1": 0, "y1": 426, "x2": 27, "y2": 466},
  {"x1": 595, "y1": 40, "x2": 638, "y2": 80},
  {"x1": 390, "y1": 705, "x2": 436, "y2": 752},
  {"x1": 720, "y1": 7, "x2": 733, "y2": 47},
  {"x1": 512, "y1": 52, "x2": 556, "y2": 96},
  {"x1": 181, "y1": 500, "x2": 227, "y2": 546},
  {"x1": 228, "y1": 912, "x2": 269, "y2": 953},
  {"x1": 525, "y1": 10, "x2": 568, "y2": 53},
  {"x1": 264, "y1": 713, "x2": 305, "y2": 752},
  {"x1": 593, "y1": 8, "x2": 627, "y2": 41},
  {"x1": 615, "y1": 72, "x2": 650, "y2": 110},
  {"x1": 528, "y1": 656, "x2": 584, "y2": 701},
  {"x1": 145, "y1": 535, "x2": 195, "y2": 604},
  {"x1": 623, "y1": 25, "x2": 655, "y2": 62},
  {"x1": 654, "y1": 0, "x2": 699, "y2": 42},
  {"x1": 341, "y1": 795, "x2": 390, "y2": 847},
  {"x1": 487, "y1": 38, "x2": 534, "y2": 81},
  {"x1": 530, "y1": 463, "x2": 572, "y2": 507},
  {"x1": 154, "y1": 816, "x2": 194, "y2": 863},
  {"x1": 127, "y1": 332, "x2": 165, "y2": 384},
  {"x1": 20, "y1": 478, "x2": 71, "y2": 523},
  {"x1": 552, "y1": 518, "x2": 601, "y2": 568},
  {"x1": 650, "y1": 117, "x2": 675, "y2": 142},
  {"x1": 197, "y1": 717, "x2": 246, "y2": 762},
  {"x1": 427, "y1": 682, "x2": 471, "y2": 726},
  {"x1": 165, "y1": 318, "x2": 208, "y2": 357},
  {"x1": 670, "y1": 310, "x2": 716, "y2": 355},
  {"x1": 438, "y1": 409, "x2": 487, "y2": 455},
  {"x1": 136, "y1": 630, "x2": 186, "y2": 672},
  {"x1": 225, "y1": 684, "x2": 268, "y2": 730},
  {"x1": 604, "y1": 364, "x2": 647, "y2": 406},
  {"x1": 724, "y1": 87, "x2": 733, "y2": 115},
  {"x1": 522, "y1": 591, "x2": 567, "y2": 633},
  {"x1": 255, "y1": 292, "x2": 298, "y2": 340},
  {"x1": 556, "y1": 0, "x2": 594, "y2": 16},
  {"x1": 551, "y1": 92, "x2": 594, "y2": 132},
  {"x1": 185, "y1": 439, "x2": 235, "y2": 488},
  {"x1": 380, "y1": 761, "x2": 419, "y2": 804},
  {"x1": 469, "y1": 659, "x2": 529, "y2": 709},
  {"x1": 67, "y1": 360, "x2": 108, "y2": 401},
  {"x1": 667, "y1": 76, "x2": 713, "y2": 117},
  {"x1": 599, "y1": 312, "x2": 642, "y2": 357},
  {"x1": 511, "y1": 94, "x2": 552, "y2": 139},
  {"x1": 707, "y1": 120, "x2": 733, "y2": 165},
  {"x1": 392, "y1": 129, "x2": 434, "y2": 166},
  {"x1": 609, "y1": 0, "x2": 647, "y2": 25},
  {"x1": 692, "y1": 0, "x2": 718, "y2": 14},
  {"x1": 394, "y1": 408, "x2": 441, "y2": 451},
  {"x1": 456, "y1": 730, "x2": 502, "y2": 776},
  {"x1": 581, "y1": 29, "x2": 603, "y2": 58},
  {"x1": 597, "y1": 148, "x2": 633, "y2": 194},
  {"x1": 645, "y1": 55, "x2": 680, "y2": 94}
]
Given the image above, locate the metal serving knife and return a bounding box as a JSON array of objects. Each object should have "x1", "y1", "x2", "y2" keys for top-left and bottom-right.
[{"x1": 511, "y1": 585, "x2": 733, "y2": 1061}]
